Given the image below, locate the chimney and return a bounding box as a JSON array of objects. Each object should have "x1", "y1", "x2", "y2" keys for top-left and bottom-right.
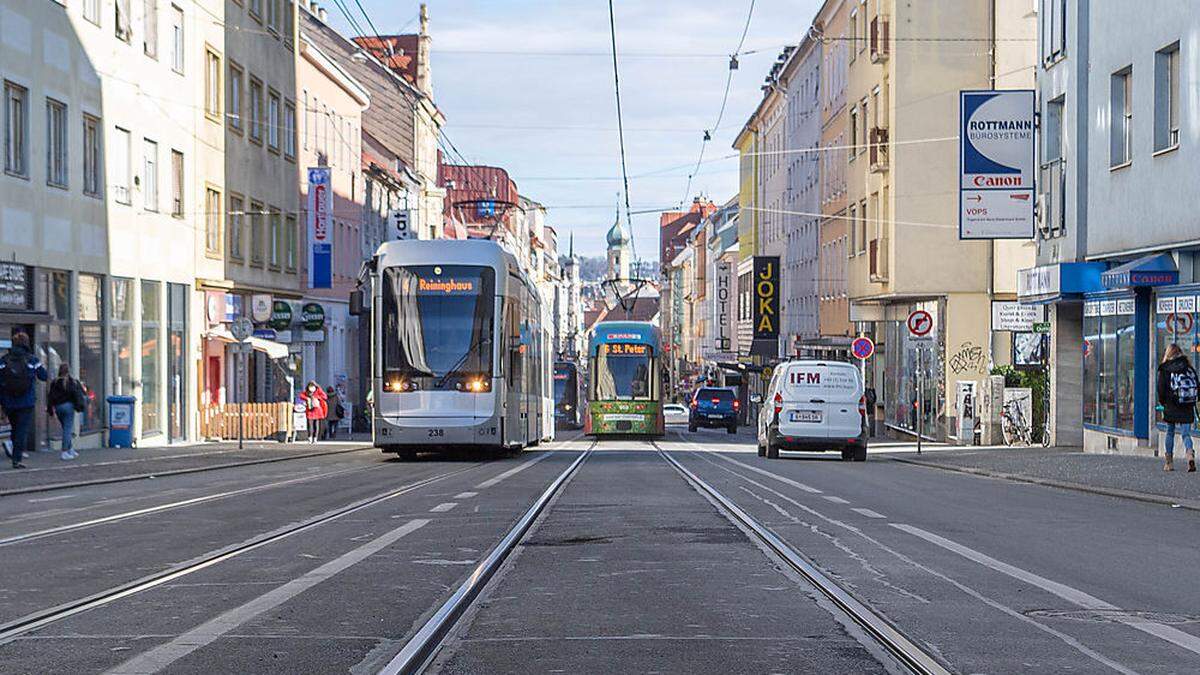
[
  {"x1": 416, "y1": 3, "x2": 432, "y2": 96},
  {"x1": 309, "y1": 0, "x2": 317, "y2": 13},
  {"x1": 317, "y1": 7, "x2": 327, "y2": 22}
]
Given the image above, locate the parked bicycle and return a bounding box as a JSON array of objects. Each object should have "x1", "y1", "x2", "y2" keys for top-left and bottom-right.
[{"x1": 1000, "y1": 396, "x2": 1033, "y2": 446}]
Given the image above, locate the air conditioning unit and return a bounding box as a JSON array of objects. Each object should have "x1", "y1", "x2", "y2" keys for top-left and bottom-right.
[
  {"x1": 870, "y1": 15, "x2": 890, "y2": 63},
  {"x1": 869, "y1": 127, "x2": 889, "y2": 172},
  {"x1": 869, "y1": 237, "x2": 889, "y2": 282}
]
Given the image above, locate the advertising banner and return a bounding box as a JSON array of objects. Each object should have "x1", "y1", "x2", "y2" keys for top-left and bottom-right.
[
  {"x1": 713, "y1": 261, "x2": 732, "y2": 353},
  {"x1": 307, "y1": 167, "x2": 332, "y2": 289},
  {"x1": 991, "y1": 301, "x2": 1045, "y2": 332},
  {"x1": 959, "y1": 90, "x2": 1035, "y2": 239},
  {"x1": 751, "y1": 256, "x2": 780, "y2": 356}
]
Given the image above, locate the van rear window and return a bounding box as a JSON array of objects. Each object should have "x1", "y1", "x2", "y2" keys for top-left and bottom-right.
[
  {"x1": 697, "y1": 388, "x2": 734, "y2": 401},
  {"x1": 784, "y1": 368, "x2": 858, "y2": 391}
]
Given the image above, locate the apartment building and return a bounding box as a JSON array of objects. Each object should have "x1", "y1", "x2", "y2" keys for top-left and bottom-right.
[
  {"x1": 781, "y1": 37, "x2": 822, "y2": 354},
  {"x1": 1, "y1": 1, "x2": 218, "y2": 448},
  {"x1": 197, "y1": 0, "x2": 301, "y2": 411},
  {"x1": 814, "y1": 0, "x2": 853, "y2": 360},
  {"x1": 1021, "y1": 0, "x2": 1200, "y2": 455},
  {"x1": 842, "y1": 0, "x2": 1035, "y2": 440},
  {"x1": 296, "y1": 12, "x2": 368, "y2": 402}
]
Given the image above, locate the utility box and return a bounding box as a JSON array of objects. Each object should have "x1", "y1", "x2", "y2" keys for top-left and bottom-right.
[{"x1": 107, "y1": 395, "x2": 136, "y2": 448}]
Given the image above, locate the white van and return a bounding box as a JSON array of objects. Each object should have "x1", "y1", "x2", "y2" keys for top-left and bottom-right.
[{"x1": 756, "y1": 360, "x2": 867, "y2": 461}]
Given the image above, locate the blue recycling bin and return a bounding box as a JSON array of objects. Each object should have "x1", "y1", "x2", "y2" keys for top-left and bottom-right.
[{"x1": 107, "y1": 395, "x2": 136, "y2": 448}]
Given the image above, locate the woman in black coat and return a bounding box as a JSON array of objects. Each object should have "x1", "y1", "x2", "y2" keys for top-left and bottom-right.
[{"x1": 1157, "y1": 344, "x2": 1198, "y2": 472}]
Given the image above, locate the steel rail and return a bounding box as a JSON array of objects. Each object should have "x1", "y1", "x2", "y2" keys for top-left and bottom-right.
[
  {"x1": 379, "y1": 445, "x2": 594, "y2": 675},
  {"x1": 0, "y1": 463, "x2": 483, "y2": 645},
  {"x1": 658, "y1": 447, "x2": 953, "y2": 675}
]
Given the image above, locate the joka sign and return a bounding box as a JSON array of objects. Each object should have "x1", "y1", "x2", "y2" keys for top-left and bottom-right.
[{"x1": 752, "y1": 256, "x2": 780, "y2": 341}]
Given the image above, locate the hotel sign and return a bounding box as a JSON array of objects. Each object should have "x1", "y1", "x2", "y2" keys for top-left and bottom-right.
[{"x1": 713, "y1": 261, "x2": 732, "y2": 353}]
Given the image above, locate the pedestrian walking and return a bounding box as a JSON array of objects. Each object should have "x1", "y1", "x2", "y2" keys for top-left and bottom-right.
[
  {"x1": 299, "y1": 381, "x2": 328, "y2": 444},
  {"x1": 0, "y1": 332, "x2": 49, "y2": 469},
  {"x1": 1157, "y1": 344, "x2": 1198, "y2": 472},
  {"x1": 324, "y1": 386, "x2": 345, "y2": 440},
  {"x1": 864, "y1": 386, "x2": 877, "y2": 437},
  {"x1": 46, "y1": 364, "x2": 86, "y2": 461}
]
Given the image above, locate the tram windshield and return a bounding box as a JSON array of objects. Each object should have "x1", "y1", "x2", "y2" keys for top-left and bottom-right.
[
  {"x1": 554, "y1": 364, "x2": 577, "y2": 405},
  {"x1": 383, "y1": 265, "x2": 494, "y2": 389},
  {"x1": 593, "y1": 343, "x2": 653, "y2": 401}
]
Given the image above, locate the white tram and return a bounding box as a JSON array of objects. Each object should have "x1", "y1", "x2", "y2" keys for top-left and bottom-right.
[{"x1": 357, "y1": 239, "x2": 554, "y2": 457}]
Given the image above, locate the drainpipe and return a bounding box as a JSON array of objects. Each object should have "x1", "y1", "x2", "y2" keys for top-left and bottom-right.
[{"x1": 987, "y1": 0, "x2": 998, "y2": 367}]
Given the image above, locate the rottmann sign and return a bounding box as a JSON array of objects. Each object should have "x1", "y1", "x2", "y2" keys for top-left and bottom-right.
[{"x1": 959, "y1": 90, "x2": 1035, "y2": 240}]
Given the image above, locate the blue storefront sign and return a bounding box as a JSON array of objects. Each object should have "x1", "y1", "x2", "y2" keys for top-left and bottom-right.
[{"x1": 1101, "y1": 253, "x2": 1179, "y2": 289}]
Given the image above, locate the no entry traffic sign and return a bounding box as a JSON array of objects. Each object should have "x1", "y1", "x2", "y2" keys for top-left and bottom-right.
[
  {"x1": 852, "y1": 336, "x2": 875, "y2": 360},
  {"x1": 907, "y1": 310, "x2": 933, "y2": 337}
]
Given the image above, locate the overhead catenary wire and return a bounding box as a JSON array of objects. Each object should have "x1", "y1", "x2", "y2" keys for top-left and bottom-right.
[
  {"x1": 607, "y1": 0, "x2": 637, "y2": 262},
  {"x1": 680, "y1": 0, "x2": 756, "y2": 209}
]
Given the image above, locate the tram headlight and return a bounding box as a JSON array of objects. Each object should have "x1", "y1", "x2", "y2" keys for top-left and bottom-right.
[{"x1": 466, "y1": 377, "x2": 489, "y2": 393}]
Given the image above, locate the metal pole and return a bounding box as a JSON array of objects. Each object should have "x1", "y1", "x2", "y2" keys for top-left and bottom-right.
[
  {"x1": 916, "y1": 347, "x2": 923, "y2": 455},
  {"x1": 238, "y1": 347, "x2": 245, "y2": 450}
]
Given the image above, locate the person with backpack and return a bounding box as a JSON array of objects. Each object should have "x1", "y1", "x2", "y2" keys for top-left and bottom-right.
[
  {"x1": 1, "y1": 332, "x2": 49, "y2": 469},
  {"x1": 47, "y1": 364, "x2": 87, "y2": 461},
  {"x1": 324, "y1": 386, "x2": 345, "y2": 440},
  {"x1": 1157, "y1": 343, "x2": 1198, "y2": 472}
]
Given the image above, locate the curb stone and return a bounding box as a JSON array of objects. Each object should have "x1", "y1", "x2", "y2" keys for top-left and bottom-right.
[
  {"x1": 0, "y1": 446, "x2": 372, "y2": 497},
  {"x1": 891, "y1": 456, "x2": 1200, "y2": 512}
]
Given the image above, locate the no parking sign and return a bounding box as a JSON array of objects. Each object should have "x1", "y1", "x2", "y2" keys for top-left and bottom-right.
[{"x1": 852, "y1": 336, "x2": 875, "y2": 360}]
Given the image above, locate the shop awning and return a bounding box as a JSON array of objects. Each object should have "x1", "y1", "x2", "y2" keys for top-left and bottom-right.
[
  {"x1": 204, "y1": 326, "x2": 290, "y2": 359},
  {"x1": 1101, "y1": 253, "x2": 1179, "y2": 289},
  {"x1": 1018, "y1": 262, "x2": 1106, "y2": 304}
]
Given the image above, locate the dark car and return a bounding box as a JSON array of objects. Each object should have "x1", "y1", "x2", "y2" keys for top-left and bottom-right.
[{"x1": 689, "y1": 387, "x2": 740, "y2": 434}]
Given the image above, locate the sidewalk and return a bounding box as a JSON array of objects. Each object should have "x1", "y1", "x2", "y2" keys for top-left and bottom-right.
[
  {"x1": 1, "y1": 436, "x2": 373, "y2": 495},
  {"x1": 893, "y1": 446, "x2": 1200, "y2": 510}
]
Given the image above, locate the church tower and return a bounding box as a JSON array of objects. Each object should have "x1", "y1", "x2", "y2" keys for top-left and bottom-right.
[{"x1": 606, "y1": 210, "x2": 632, "y2": 286}]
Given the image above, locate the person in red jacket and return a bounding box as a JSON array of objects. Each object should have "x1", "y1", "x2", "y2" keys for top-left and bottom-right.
[{"x1": 299, "y1": 381, "x2": 328, "y2": 444}]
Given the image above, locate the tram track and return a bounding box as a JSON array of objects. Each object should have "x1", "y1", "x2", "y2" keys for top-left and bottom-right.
[
  {"x1": 379, "y1": 440, "x2": 596, "y2": 675},
  {"x1": 654, "y1": 443, "x2": 952, "y2": 675},
  {"x1": 0, "y1": 462, "x2": 486, "y2": 646}
]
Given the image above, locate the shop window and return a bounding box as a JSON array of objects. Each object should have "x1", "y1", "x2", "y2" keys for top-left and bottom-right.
[
  {"x1": 1083, "y1": 300, "x2": 1136, "y2": 433},
  {"x1": 1154, "y1": 296, "x2": 1200, "y2": 425},
  {"x1": 141, "y1": 280, "x2": 161, "y2": 435},
  {"x1": 111, "y1": 278, "x2": 135, "y2": 397},
  {"x1": 78, "y1": 274, "x2": 105, "y2": 434},
  {"x1": 168, "y1": 283, "x2": 187, "y2": 442}
]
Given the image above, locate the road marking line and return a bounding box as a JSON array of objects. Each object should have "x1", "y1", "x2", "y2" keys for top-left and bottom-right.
[
  {"x1": 851, "y1": 508, "x2": 886, "y2": 519},
  {"x1": 893, "y1": 523, "x2": 1200, "y2": 658},
  {"x1": 684, "y1": 451, "x2": 1136, "y2": 674},
  {"x1": 453, "y1": 491, "x2": 478, "y2": 499},
  {"x1": 475, "y1": 452, "x2": 553, "y2": 489},
  {"x1": 822, "y1": 496, "x2": 850, "y2": 504},
  {"x1": 695, "y1": 446, "x2": 823, "y2": 494},
  {"x1": 27, "y1": 494, "x2": 76, "y2": 503},
  {"x1": 0, "y1": 466, "x2": 367, "y2": 547},
  {"x1": 429, "y1": 502, "x2": 458, "y2": 513},
  {"x1": 105, "y1": 519, "x2": 430, "y2": 675}
]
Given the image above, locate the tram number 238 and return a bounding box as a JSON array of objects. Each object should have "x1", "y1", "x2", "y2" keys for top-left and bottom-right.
[{"x1": 427, "y1": 428, "x2": 444, "y2": 438}]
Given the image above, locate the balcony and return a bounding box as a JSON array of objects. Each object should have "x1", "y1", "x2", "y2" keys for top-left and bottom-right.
[
  {"x1": 870, "y1": 15, "x2": 890, "y2": 63},
  {"x1": 869, "y1": 127, "x2": 889, "y2": 173},
  {"x1": 869, "y1": 237, "x2": 888, "y2": 282}
]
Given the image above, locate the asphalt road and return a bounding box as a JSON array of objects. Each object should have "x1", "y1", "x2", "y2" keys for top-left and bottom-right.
[{"x1": 2, "y1": 429, "x2": 1197, "y2": 673}]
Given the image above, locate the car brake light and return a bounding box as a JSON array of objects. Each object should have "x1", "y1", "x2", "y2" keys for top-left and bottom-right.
[
  {"x1": 711, "y1": 398, "x2": 720, "y2": 404},
  {"x1": 732, "y1": 399, "x2": 740, "y2": 410},
  {"x1": 773, "y1": 392, "x2": 783, "y2": 417},
  {"x1": 689, "y1": 399, "x2": 697, "y2": 409}
]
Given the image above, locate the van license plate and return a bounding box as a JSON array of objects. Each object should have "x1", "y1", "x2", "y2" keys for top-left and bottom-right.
[{"x1": 791, "y1": 410, "x2": 822, "y2": 423}]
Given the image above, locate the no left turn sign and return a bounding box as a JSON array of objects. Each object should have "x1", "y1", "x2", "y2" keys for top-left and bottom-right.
[{"x1": 907, "y1": 310, "x2": 933, "y2": 337}]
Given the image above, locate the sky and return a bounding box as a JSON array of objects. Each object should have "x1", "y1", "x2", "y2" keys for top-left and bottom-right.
[{"x1": 329, "y1": 0, "x2": 822, "y2": 261}]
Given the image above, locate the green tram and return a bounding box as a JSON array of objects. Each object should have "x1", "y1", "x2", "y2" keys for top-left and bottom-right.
[{"x1": 584, "y1": 321, "x2": 665, "y2": 437}]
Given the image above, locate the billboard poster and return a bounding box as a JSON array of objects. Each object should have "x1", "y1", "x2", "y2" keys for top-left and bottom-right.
[
  {"x1": 713, "y1": 261, "x2": 732, "y2": 353},
  {"x1": 752, "y1": 256, "x2": 780, "y2": 342},
  {"x1": 959, "y1": 90, "x2": 1035, "y2": 239},
  {"x1": 307, "y1": 167, "x2": 332, "y2": 289}
]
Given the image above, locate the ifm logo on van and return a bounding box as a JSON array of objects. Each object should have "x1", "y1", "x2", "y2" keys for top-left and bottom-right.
[{"x1": 790, "y1": 372, "x2": 821, "y2": 384}]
